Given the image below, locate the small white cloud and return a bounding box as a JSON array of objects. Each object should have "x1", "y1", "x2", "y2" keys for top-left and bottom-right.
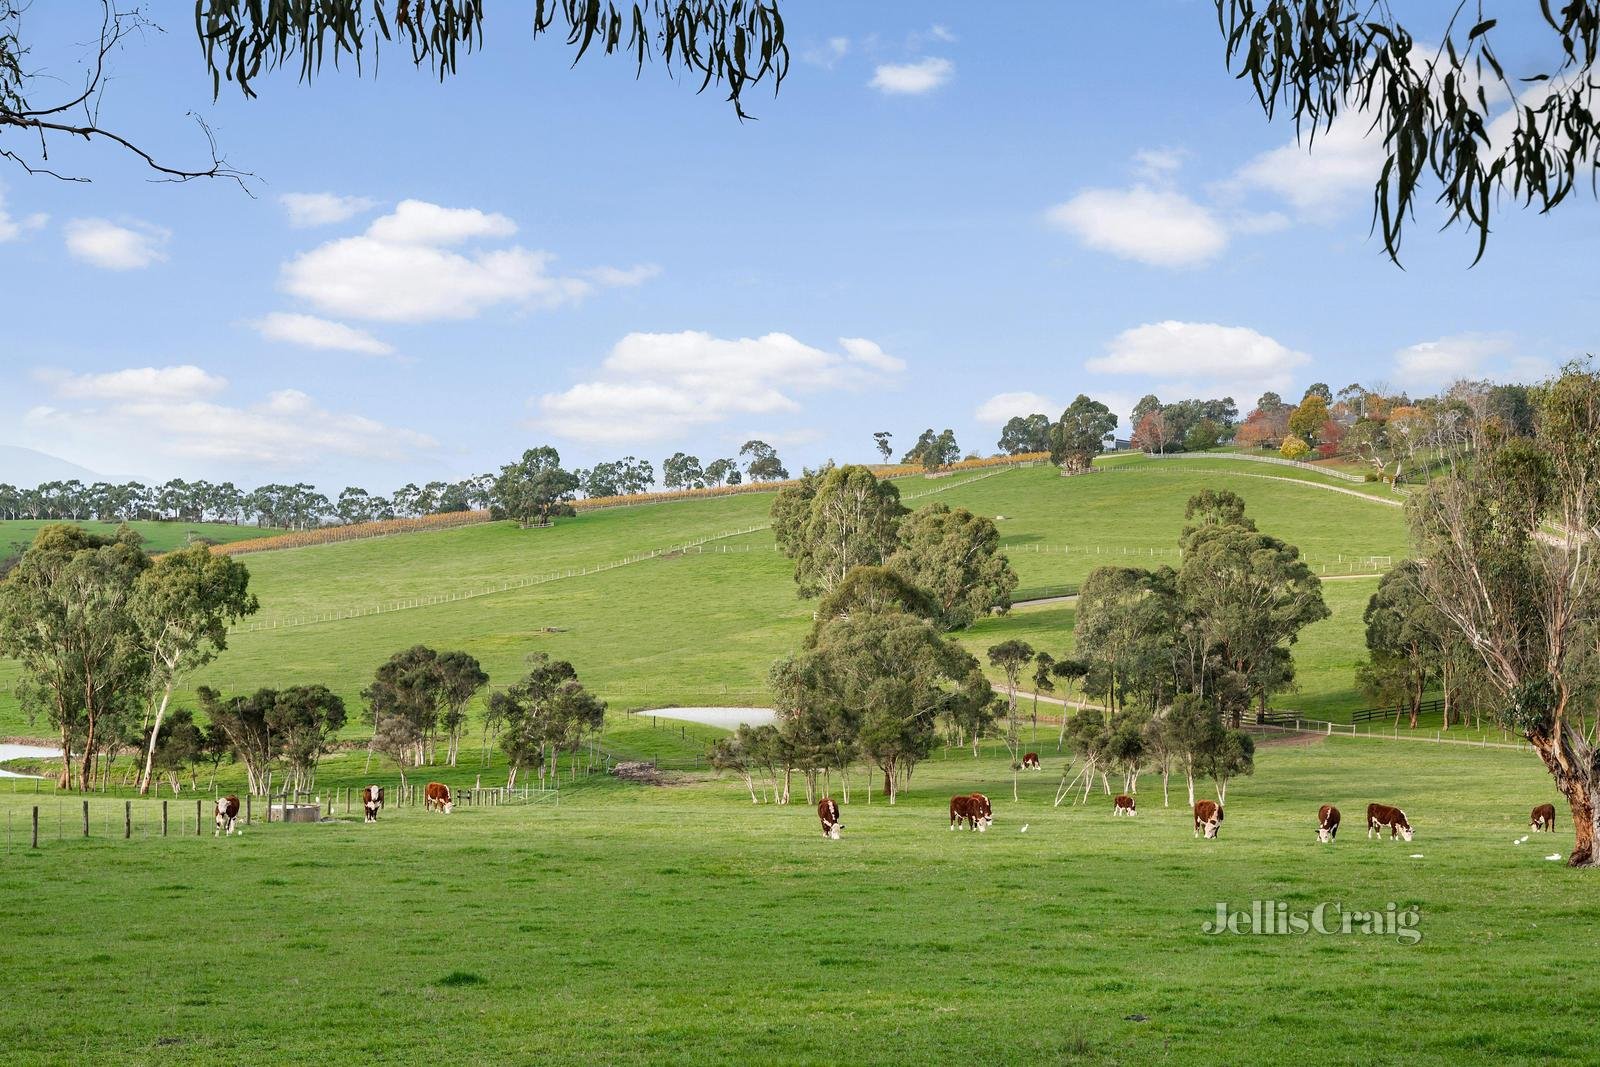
[
  {"x1": 803, "y1": 36, "x2": 851, "y2": 67},
  {"x1": 1047, "y1": 187, "x2": 1228, "y2": 268},
  {"x1": 537, "y1": 331, "x2": 904, "y2": 445},
  {"x1": 582, "y1": 264, "x2": 661, "y2": 287},
  {"x1": 29, "y1": 366, "x2": 434, "y2": 467},
  {"x1": 1230, "y1": 120, "x2": 1382, "y2": 217},
  {"x1": 364, "y1": 200, "x2": 516, "y2": 246},
  {"x1": 251, "y1": 312, "x2": 395, "y2": 357},
  {"x1": 279, "y1": 192, "x2": 378, "y2": 228},
  {"x1": 870, "y1": 57, "x2": 953, "y2": 95},
  {"x1": 1132, "y1": 148, "x2": 1186, "y2": 182},
  {"x1": 928, "y1": 24, "x2": 957, "y2": 43},
  {"x1": 0, "y1": 184, "x2": 47, "y2": 242},
  {"x1": 64, "y1": 218, "x2": 169, "y2": 270},
  {"x1": 1393, "y1": 333, "x2": 1519, "y2": 390},
  {"x1": 45, "y1": 365, "x2": 226, "y2": 402},
  {"x1": 278, "y1": 199, "x2": 639, "y2": 324},
  {"x1": 975, "y1": 392, "x2": 1056, "y2": 425},
  {"x1": 838, "y1": 337, "x2": 907, "y2": 374},
  {"x1": 1089, "y1": 321, "x2": 1311, "y2": 402}
]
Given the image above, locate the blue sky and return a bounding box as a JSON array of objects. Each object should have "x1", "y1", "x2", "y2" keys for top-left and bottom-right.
[{"x1": 2, "y1": 1, "x2": 1596, "y2": 491}]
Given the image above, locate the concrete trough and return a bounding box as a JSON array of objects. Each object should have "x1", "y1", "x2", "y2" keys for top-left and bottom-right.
[{"x1": 271, "y1": 803, "x2": 322, "y2": 823}]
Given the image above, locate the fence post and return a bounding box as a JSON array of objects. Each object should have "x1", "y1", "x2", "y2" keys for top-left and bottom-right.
[
  {"x1": 247, "y1": 794, "x2": 253, "y2": 826},
  {"x1": 82, "y1": 800, "x2": 89, "y2": 837},
  {"x1": 32, "y1": 806, "x2": 38, "y2": 849},
  {"x1": 197, "y1": 799, "x2": 202, "y2": 835},
  {"x1": 124, "y1": 801, "x2": 131, "y2": 840},
  {"x1": 162, "y1": 801, "x2": 168, "y2": 837}
]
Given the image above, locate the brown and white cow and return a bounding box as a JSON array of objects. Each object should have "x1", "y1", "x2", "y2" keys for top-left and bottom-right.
[
  {"x1": 424, "y1": 782, "x2": 454, "y2": 814},
  {"x1": 1112, "y1": 794, "x2": 1136, "y2": 816},
  {"x1": 1022, "y1": 752, "x2": 1041, "y2": 770},
  {"x1": 949, "y1": 793, "x2": 994, "y2": 832},
  {"x1": 817, "y1": 797, "x2": 842, "y2": 840},
  {"x1": 1531, "y1": 803, "x2": 1557, "y2": 833},
  {"x1": 1367, "y1": 803, "x2": 1412, "y2": 841},
  {"x1": 1316, "y1": 804, "x2": 1341, "y2": 843},
  {"x1": 1193, "y1": 800, "x2": 1223, "y2": 839},
  {"x1": 362, "y1": 785, "x2": 385, "y2": 823},
  {"x1": 214, "y1": 795, "x2": 241, "y2": 837}
]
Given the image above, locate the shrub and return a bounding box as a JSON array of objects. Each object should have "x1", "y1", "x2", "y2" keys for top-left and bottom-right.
[{"x1": 1279, "y1": 434, "x2": 1311, "y2": 460}]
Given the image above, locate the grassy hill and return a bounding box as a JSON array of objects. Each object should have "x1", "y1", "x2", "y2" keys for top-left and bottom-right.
[
  {"x1": 0, "y1": 519, "x2": 282, "y2": 555},
  {"x1": 0, "y1": 457, "x2": 1415, "y2": 745}
]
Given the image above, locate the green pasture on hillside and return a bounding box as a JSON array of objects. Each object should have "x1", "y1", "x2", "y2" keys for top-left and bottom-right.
[
  {"x1": 0, "y1": 519, "x2": 281, "y2": 555},
  {"x1": 0, "y1": 457, "x2": 1416, "y2": 741},
  {"x1": 0, "y1": 735, "x2": 1589, "y2": 1065}
]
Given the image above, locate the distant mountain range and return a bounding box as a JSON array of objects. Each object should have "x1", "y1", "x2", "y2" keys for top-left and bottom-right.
[{"x1": 0, "y1": 445, "x2": 105, "y2": 486}]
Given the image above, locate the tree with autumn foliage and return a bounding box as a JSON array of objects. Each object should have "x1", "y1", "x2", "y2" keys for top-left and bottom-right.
[{"x1": 1288, "y1": 394, "x2": 1331, "y2": 444}]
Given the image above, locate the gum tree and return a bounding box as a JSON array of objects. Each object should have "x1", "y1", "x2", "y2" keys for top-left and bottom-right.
[{"x1": 1409, "y1": 365, "x2": 1600, "y2": 866}]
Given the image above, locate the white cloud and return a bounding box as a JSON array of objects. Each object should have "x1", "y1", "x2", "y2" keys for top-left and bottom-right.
[
  {"x1": 1132, "y1": 148, "x2": 1185, "y2": 182},
  {"x1": 279, "y1": 199, "x2": 638, "y2": 323},
  {"x1": 838, "y1": 337, "x2": 906, "y2": 374},
  {"x1": 975, "y1": 392, "x2": 1055, "y2": 425},
  {"x1": 0, "y1": 184, "x2": 47, "y2": 242},
  {"x1": 1230, "y1": 120, "x2": 1383, "y2": 216},
  {"x1": 44, "y1": 365, "x2": 226, "y2": 402},
  {"x1": 803, "y1": 36, "x2": 850, "y2": 67},
  {"x1": 250, "y1": 312, "x2": 395, "y2": 357},
  {"x1": 928, "y1": 24, "x2": 957, "y2": 43},
  {"x1": 27, "y1": 366, "x2": 434, "y2": 467},
  {"x1": 537, "y1": 331, "x2": 904, "y2": 445},
  {"x1": 1047, "y1": 187, "x2": 1228, "y2": 268},
  {"x1": 870, "y1": 57, "x2": 953, "y2": 95},
  {"x1": 582, "y1": 264, "x2": 661, "y2": 287},
  {"x1": 279, "y1": 192, "x2": 378, "y2": 228},
  {"x1": 1088, "y1": 321, "x2": 1311, "y2": 401},
  {"x1": 364, "y1": 200, "x2": 515, "y2": 245},
  {"x1": 64, "y1": 219, "x2": 169, "y2": 270},
  {"x1": 1392, "y1": 333, "x2": 1519, "y2": 390}
]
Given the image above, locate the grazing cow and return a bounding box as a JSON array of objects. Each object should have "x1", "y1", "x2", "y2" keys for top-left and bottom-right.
[
  {"x1": 1193, "y1": 800, "x2": 1223, "y2": 839},
  {"x1": 424, "y1": 782, "x2": 454, "y2": 815},
  {"x1": 1367, "y1": 803, "x2": 1413, "y2": 841},
  {"x1": 1113, "y1": 794, "x2": 1136, "y2": 816},
  {"x1": 817, "y1": 797, "x2": 842, "y2": 840},
  {"x1": 1316, "y1": 804, "x2": 1341, "y2": 844},
  {"x1": 362, "y1": 785, "x2": 384, "y2": 823},
  {"x1": 1531, "y1": 803, "x2": 1557, "y2": 833},
  {"x1": 949, "y1": 793, "x2": 994, "y2": 832},
  {"x1": 1022, "y1": 752, "x2": 1041, "y2": 770},
  {"x1": 214, "y1": 795, "x2": 240, "y2": 837}
]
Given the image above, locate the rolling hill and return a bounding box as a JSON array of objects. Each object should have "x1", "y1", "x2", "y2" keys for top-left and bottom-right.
[{"x1": 0, "y1": 455, "x2": 1415, "y2": 745}]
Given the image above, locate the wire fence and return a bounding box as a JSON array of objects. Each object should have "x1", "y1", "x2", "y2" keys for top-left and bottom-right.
[
  {"x1": 1143, "y1": 451, "x2": 1369, "y2": 482},
  {"x1": 229, "y1": 466, "x2": 1018, "y2": 634},
  {"x1": 0, "y1": 777, "x2": 603, "y2": 853}
]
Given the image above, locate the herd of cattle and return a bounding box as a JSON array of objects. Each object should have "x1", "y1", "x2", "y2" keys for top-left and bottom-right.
[
  {"x1": 815, "y1": 748, "x2": 1561, "y2": 844},
  {"x1": 206, "y1": 763, "x2": 1560, "y2": 846}
]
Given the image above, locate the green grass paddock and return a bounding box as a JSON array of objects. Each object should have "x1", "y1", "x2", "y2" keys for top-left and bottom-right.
[
  {"x1": 0, "y1": 519, "x2": 282, "y2": 555},
  {"x1": 0, "y1": 735, "x2": 1590, "y2": 1065}
]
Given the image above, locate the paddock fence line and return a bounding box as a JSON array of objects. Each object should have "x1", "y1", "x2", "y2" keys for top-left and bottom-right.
[
  {"x1": 1252, "y1": 716, "x2": 1529, "y2": 752},
  {"x1": 229, "y1": 466, "x2": 1018, "y2": 634},
  {"x1": 0, "y1": 778, "x2": 607, "y2": 852},
  {"x1": 1140, "y1": 451, "x2": 1369, "y2": 482}
]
